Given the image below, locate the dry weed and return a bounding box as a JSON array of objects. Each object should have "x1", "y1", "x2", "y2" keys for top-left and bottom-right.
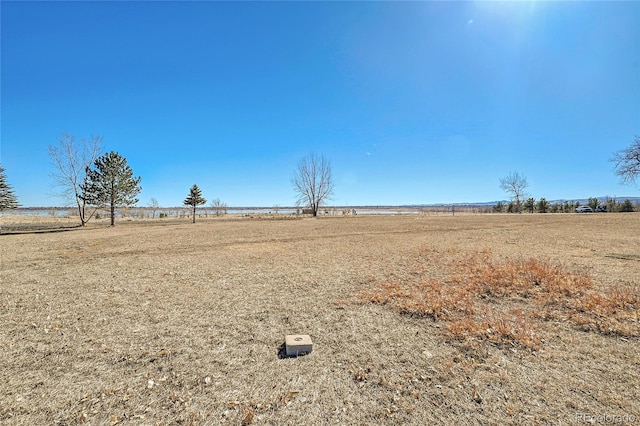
[
  {"x1": 358, "y1": 248, "x2": 640, "y2": 350},
  {"x1": 570, "y1": 285, "x2": 640, "y2": 337},
  {"x1": 357, "y1": 276, "x2": 474, "y2": 321},
  {"x1": 447, "y1": 309, "x2": 541, "y2": 350}
]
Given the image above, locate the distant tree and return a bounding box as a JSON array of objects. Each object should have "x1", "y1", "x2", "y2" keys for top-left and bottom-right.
[
  {"x1": 49, "y1": 133, "x2": 103, "y2": 226},
  {"x1": 524, "y1": 197, "x2": 536, "y2": 213},
  {"x1": 620, "y1": 199, "x2": 635, "y2": 212},
  {"x1": 0, "y1": 165, "x2": 19, "y2": 210},
  {"x1": 612, "y1": 136, "x2": 640, "y2": 185},
  {"x1": 120, "y1": 206, "x2": 130, "y2": 218},
  {"x1": 210, "y1": 198, "x2": 228, "y2": 216},
  {"x1": 82, "y1": 151, "x2": 142, "y2": 226},
  {"x1": 184, "y1": 184, "x2": 206, "y2": 223},
  {"x1": 291, "y1": 153, "x2": 334, "y2": 217},
  {"x1": 148, "y1": 197, "x2": 160, "y2": 218},
  {"x1": 588, "y1": 197, "x2": 600, "y2": 211},
  {"x1": 493, "y1": 201, "x2": 505, "y2": 213},
  {"x1": 537, "y1": 198, "x2": 549, "y2": 213},
  {"x1": 499, "y1": 171, "x2": 529, "y2": 213}
]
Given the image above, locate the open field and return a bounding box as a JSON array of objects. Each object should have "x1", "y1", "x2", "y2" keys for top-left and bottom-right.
[{"x1": 1, "y1": 213, "x2": 639, "y2": 425}]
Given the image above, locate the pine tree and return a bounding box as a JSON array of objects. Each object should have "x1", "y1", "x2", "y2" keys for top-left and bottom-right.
[
  {"x1": 184, "y1": 184, "x2": 206, "y2": 223},
  {"x1": 537, "y1": 198, "x2": 549, "y2": 213},
  {"x1": 0, "y1": 165, "x2": 19, "y2": 210},
  {"x1": 620, "y1": 199, "x2": 635, "y2": 213},
  {"x1": 524, "y1": 197, "x2": 536, "y2": 213},
  {"x1": 82, "y1": 151, "x2": 142, "y2": 226}
]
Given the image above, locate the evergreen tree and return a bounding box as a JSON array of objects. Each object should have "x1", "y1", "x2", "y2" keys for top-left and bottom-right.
[
  {"x1": 82, "y1": 151, "x2": 142, "y2": 226},
  {"x1": 0, "y1": 165, "x2": 19, "y2": 210},
  {"x1": 537, "y1": 198, "x2": 549, "y2": 213},
  {"x1": 184, "y1": 184, "x2": 206, "y2": 223},
  {"x1": 588, "y1": 197, "x2": 600, "y2": 210},
  {"x1": 524, "y1": 197, "x2": 536, "y2": 213},
  {"x1": 620, "y1": 199, "x2": 635, "y2": 212}
]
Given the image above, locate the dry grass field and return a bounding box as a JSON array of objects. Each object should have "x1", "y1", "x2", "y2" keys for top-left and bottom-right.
[{"x1": 1, "y1": 213, "x2": 639, "y2": 425}]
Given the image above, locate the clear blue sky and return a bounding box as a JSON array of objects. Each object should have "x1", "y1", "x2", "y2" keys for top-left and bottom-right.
[{"x1": 1, "y1": 1, "x2": 639, "y2": 208}]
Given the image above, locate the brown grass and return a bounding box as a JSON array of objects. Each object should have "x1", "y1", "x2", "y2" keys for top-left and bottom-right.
[
  {"x1": 1, "y1": 213, "x2": 639, "y2": 424},
  {"x1": 357, "y1": 247, "x2": 639, "y2": 350}
]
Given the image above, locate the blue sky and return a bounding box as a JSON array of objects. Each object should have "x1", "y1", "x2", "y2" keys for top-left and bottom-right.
[{"x1": 1, "y1": 1, "x2": 639, "y2": 207}]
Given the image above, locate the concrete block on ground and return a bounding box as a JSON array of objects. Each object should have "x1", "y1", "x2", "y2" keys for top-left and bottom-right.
[{"x1": 285, "y1": 334, "x2": 313, "y2": 357}]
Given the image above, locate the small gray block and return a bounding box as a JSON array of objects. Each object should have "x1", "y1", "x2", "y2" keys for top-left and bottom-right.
[{"x1": 285, "y1": 334, "x2": 313, "y2": 356}]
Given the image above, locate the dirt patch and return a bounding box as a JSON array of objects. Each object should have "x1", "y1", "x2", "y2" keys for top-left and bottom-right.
[{"x1": 1, "y1": 213, "x2": 639, "y2": 424}]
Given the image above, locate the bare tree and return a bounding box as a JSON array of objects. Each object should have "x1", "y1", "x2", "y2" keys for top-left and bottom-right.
[
  {"x1": 292, "y1": 153, "x2": 334, "y2": 217},
  {"x1": 148, "y1": 197, "x2": 160, "y2": 218},
  {"x1": 210, "y1": 198, "x2": 228, "y2": 216},
  {"x1": 612, "y1": 136, "x2": 640, "y2": 185},
  {"x1": 499, "y1": 171, "x2": 529, "y2": 214},
  {"x1": 49, "y1": 133, "x2": 103, "y2": 226}
]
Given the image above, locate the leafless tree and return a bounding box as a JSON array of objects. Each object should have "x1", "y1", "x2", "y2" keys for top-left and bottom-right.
[
  {"x1": 49, "y1": 133, "x2": 103, "y2": 226},
  {"x1": 612, "y1": 136, "x2": 640, "y2": 185},
  {"x1": 499, "y1": 171, "x2": 529, "y2": 214},
  {"x1": 210, "y1": 198, "x2": 228, "y2": 216},
  {"x1": 291, "y1": 153, "x2": 334, "y2": 217},
  {"x1": 148, "y1": 197, "x2": 160, "y2": 218}
]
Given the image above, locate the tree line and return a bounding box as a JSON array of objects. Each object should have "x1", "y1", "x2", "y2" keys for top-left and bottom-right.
[
  {"x1": 0, "y1": 134, "x2": 332, "y2": 225},
  {"x1": 493, "y1": 196, "x2": 636, "y2": 214},
  {"x1": 493, "y1": 138, "x2": 640, "y2": 214},
  {"x1": 496, "y1": 169, "x2": 638, "y2": 213},
  {"x1": 1, "y1": 134, "x2": 639, "y2": 221}
]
